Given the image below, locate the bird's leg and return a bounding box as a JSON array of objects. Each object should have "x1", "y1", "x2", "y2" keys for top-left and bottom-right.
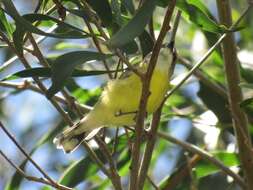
[
  {"x1": 132, "y1": 110, "x2": 148, "y2": 123},
  {"x1": 114, "y1": 109, "x2": 138, "y2": 117}
]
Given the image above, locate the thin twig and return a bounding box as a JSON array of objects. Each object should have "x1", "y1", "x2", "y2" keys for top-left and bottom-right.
[
  {"x1": 138, "y1": 8, "x2": 181, "y2": 188},
  {"x1": 83, "y1": 21, "x2": 113, "y2": 79},
  {"x1": 80, "y1": 0, "x2": 144, "y2": 78},
  {"x1": 27, "y1": 33, "x2": 85, "y2": 118},
  {"x1": 0, "y1": 150, "x2": 72, "y2": 190},
  {"x1": 79, "y1": 1, "x2": 112, "y2": 79},
  {"x1": 165, "y1": 5, "x2": 251, "y2": 101},
  {"x1": 147, "y1": 175, "x2": 160, "y2": 190},
  {"x1": 216, "y1": 2, "x2": 253, "y2": 189},
  {"x1": 160, "y1": 154, "x2": 201, "y2": 190},
  {"x1": 0, "y1": 30, "x2": 73, "y2": 126},
  {"x1": 157, "y1": 131, "x2": 246, "y2": 188},
  {"x1": 82, "y1": 141, "x2": 112, "y2": 178},
  {"x1": 112, "y1": 127, "x2": 120, "y2": 155},
  {"x1": 177, "y1": 55, "x2": 227, "y2": 99},
  {"x1": 170, "y1": 10, "x2": 181, "y2": 43},
  {"x1": 129, "y1": 2, "x2": 176, "y2": 190},
  {"x1": 0, "y1": 122, "x2": 74, "y2": 189},
  {"x1": 138, "y1": 106, "x2": 162, "y2": 189},
  {"x1": 0, "y1": 81, "x2": 92, "y2": 113},
  {"x1": 95, "y1": 136, "x2": 122, "y2": 190},
  {"x1": 0, "y1": 6, "x2": 58, "y2": 71}
]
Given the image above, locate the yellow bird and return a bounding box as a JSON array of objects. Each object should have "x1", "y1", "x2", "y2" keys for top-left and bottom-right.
[{"x1": 54, "y1": 44, "x2": 175, "y2": 153}]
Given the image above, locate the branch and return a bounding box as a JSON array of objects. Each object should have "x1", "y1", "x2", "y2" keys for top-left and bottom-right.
[
  {"x1": 137, "y1": 12, "x2": 182, "y2": 187},
  {"x1": 81, "y1": 141, "x2": 113, "y2": 179},
  {"x1": 165, "y1": 5, "x2": 251, "y2": 100},
  {"x1": 0, "y1": 150, "x2": 71, "y2": 190},
  {"x1": 78, "y1": 3, "x2": 113, "y2": 79},
  {"x1": 0, "y1": 81, "x2": 92, "y2": 113},
  {"x1": 157, "y1": 131, "x2": 246, "y2": 188},
  {"x1": 0, "y1": 6, "x2": 58, "y2": 71},
  {"x1": 160, "y1": 154, "x2": 201, "y2": 190},
  {"x1": 216, "y1": 1, "x2": 253, "y2": 189},
  {"x1": 177, "y1": 55, "x2": 227, "y2": 99},
  {"x1": 27, "y1": 33, "x2": 85, "y2": 118},
  {"x1": 95, "y1": 137, "x2": 122, "y2": 190},
  {"x1": 129, "y1": 2, "x2": 177, "y2": 190},
  {"x1": 170, "y1": 10, "x2": 181, "y2": 43},
  {"x1": 0, "y1": 30, "x2": 74, "y2": 126},
  {"x1": 80, "y1": 0, "x2": 144, "y2": 78},
  {"x1": 0, "y1": 122, "x2": 72, "y2": 189},
  {"x1": 137, "y1": 106, "x2": 162, "y2": 189}
]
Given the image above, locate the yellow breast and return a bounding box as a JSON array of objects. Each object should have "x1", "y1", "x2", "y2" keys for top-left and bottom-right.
[{"x1": 92, "y1": 66, "x2": 169, "y2": 126}]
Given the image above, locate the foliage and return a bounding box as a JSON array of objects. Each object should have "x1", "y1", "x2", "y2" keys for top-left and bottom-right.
[{"x1": 0, "y1": 0, "x2": 253, "y2": 190}]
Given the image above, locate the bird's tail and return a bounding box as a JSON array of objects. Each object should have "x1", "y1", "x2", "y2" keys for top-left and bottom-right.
[{"x1": 53, "y1": 122, "x2": 100, "y2": 153}]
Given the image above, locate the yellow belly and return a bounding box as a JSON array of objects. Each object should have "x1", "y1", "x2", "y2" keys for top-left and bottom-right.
[{"x1": 92, "y1": 68, "x2": 169, "y2": 126}]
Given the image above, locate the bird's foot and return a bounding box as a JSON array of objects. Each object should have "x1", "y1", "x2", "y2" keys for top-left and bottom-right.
[{"x1": 115, "y1": 110, "x2": 138, "y2": 117}]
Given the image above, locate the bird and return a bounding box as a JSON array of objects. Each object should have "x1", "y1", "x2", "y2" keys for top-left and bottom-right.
[{"x1": 53, "y1": 43, "x2": 175, "y2": 153}]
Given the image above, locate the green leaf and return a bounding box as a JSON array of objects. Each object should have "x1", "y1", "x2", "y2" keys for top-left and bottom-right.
[
  {"x1": 22, "y1": 13, "x2": 88, "y2": 38},
  {"x1": 2, "y1": 1, "x2": 89, "y2": 54},
  {"x1": 119, "y1": 41, "x2": 139, "y2": 54},
  {"x1": 3, "y1": 0, "x2": 87, "y2": 38},
  {"x1": 121, "y1": 0, "x2": 135, "y2": 15},
  {"x1": 240, "y1": 97, "x2": 253, "y2": 115},
  {"x1": 86, "y1": 0, "x2": 113, "y2": 27},
  {"x1": 139, "y1": 30, "x2": 154, "y2": 57},
  {"x1": 157, "y1": 0, "x2": 225, "y2": 34},
  {"x1": 241, "y1": 66, "x2": 253, "y2": 84},
  {"x1": 59, "y1": 135, "x2": 129, "y2": 187},
  {"x1": 46, "y1": 51, "x2": 113, "y2": 98},
  {"x1": 40, "y1": 186, "x2": 52, "y2": 190},
  {"x1": 197, "y1": 82, "x2": 231, "y2": 124},
  {"x1": 111, "y1": 0, "x2": 124, "y2": 26},
  {"x1": 0, "y1": 9, "x2": 14, "y2": 38},
  {"x1": 59, "y1": 156, "x2": 98, "y2": 187},
  {"x1": 195, "y1": 152, "x2": 240, "y2": 178},
  {"x1": 176, "y1": 0, "x2": 227, "y2": 34},
  {"x1": 2, "y1": 68, "x2": 51, "y2": 80},
  {"x1": 2, "y1": 67, "x2": 117, "y2": 81},
  {"x1": 107, "y1": 0, "x2": 156, "y2": 48}
]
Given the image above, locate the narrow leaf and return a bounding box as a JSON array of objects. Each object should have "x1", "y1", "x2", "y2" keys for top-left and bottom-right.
[
  {"x1": 2, "y1": 0, "x2": 89, "y2": 54},
  {"x1": 195, "y1": 152, "x2": 239, "y2": 178},
  {"x1": 240, "y1": 97, "x2": 253, "y2": 115},
  {"x1": 197, "y1": 82, "x2": 231, "y2": 124},
  {"x1": 23, "y1": 13, "x2": 88, "y2": 38},
  {"x1": 86, "y1": 0, "x2": 113, "y2": 27},
  {"x1": 59, "y1": 135, "x2": 128, "y2": 187},
  {"x1": 46, "y1": 51, "x2": 113, "y2": 98},
  {"x1": 139, "y1": 30, "x2": 154, "y2": 57},
  {"x1": 2, "y1": 67, "x2": 117, "y2": 81},
  {"x1": 0, "y1": 9, "x2": 14, "y2": 38},
  {"x1": 107, "y1": 0, "x2": 156, "y2": 48},
  {"x1": 176, "y1": 0, "x2": 227, "y2": 34}
]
